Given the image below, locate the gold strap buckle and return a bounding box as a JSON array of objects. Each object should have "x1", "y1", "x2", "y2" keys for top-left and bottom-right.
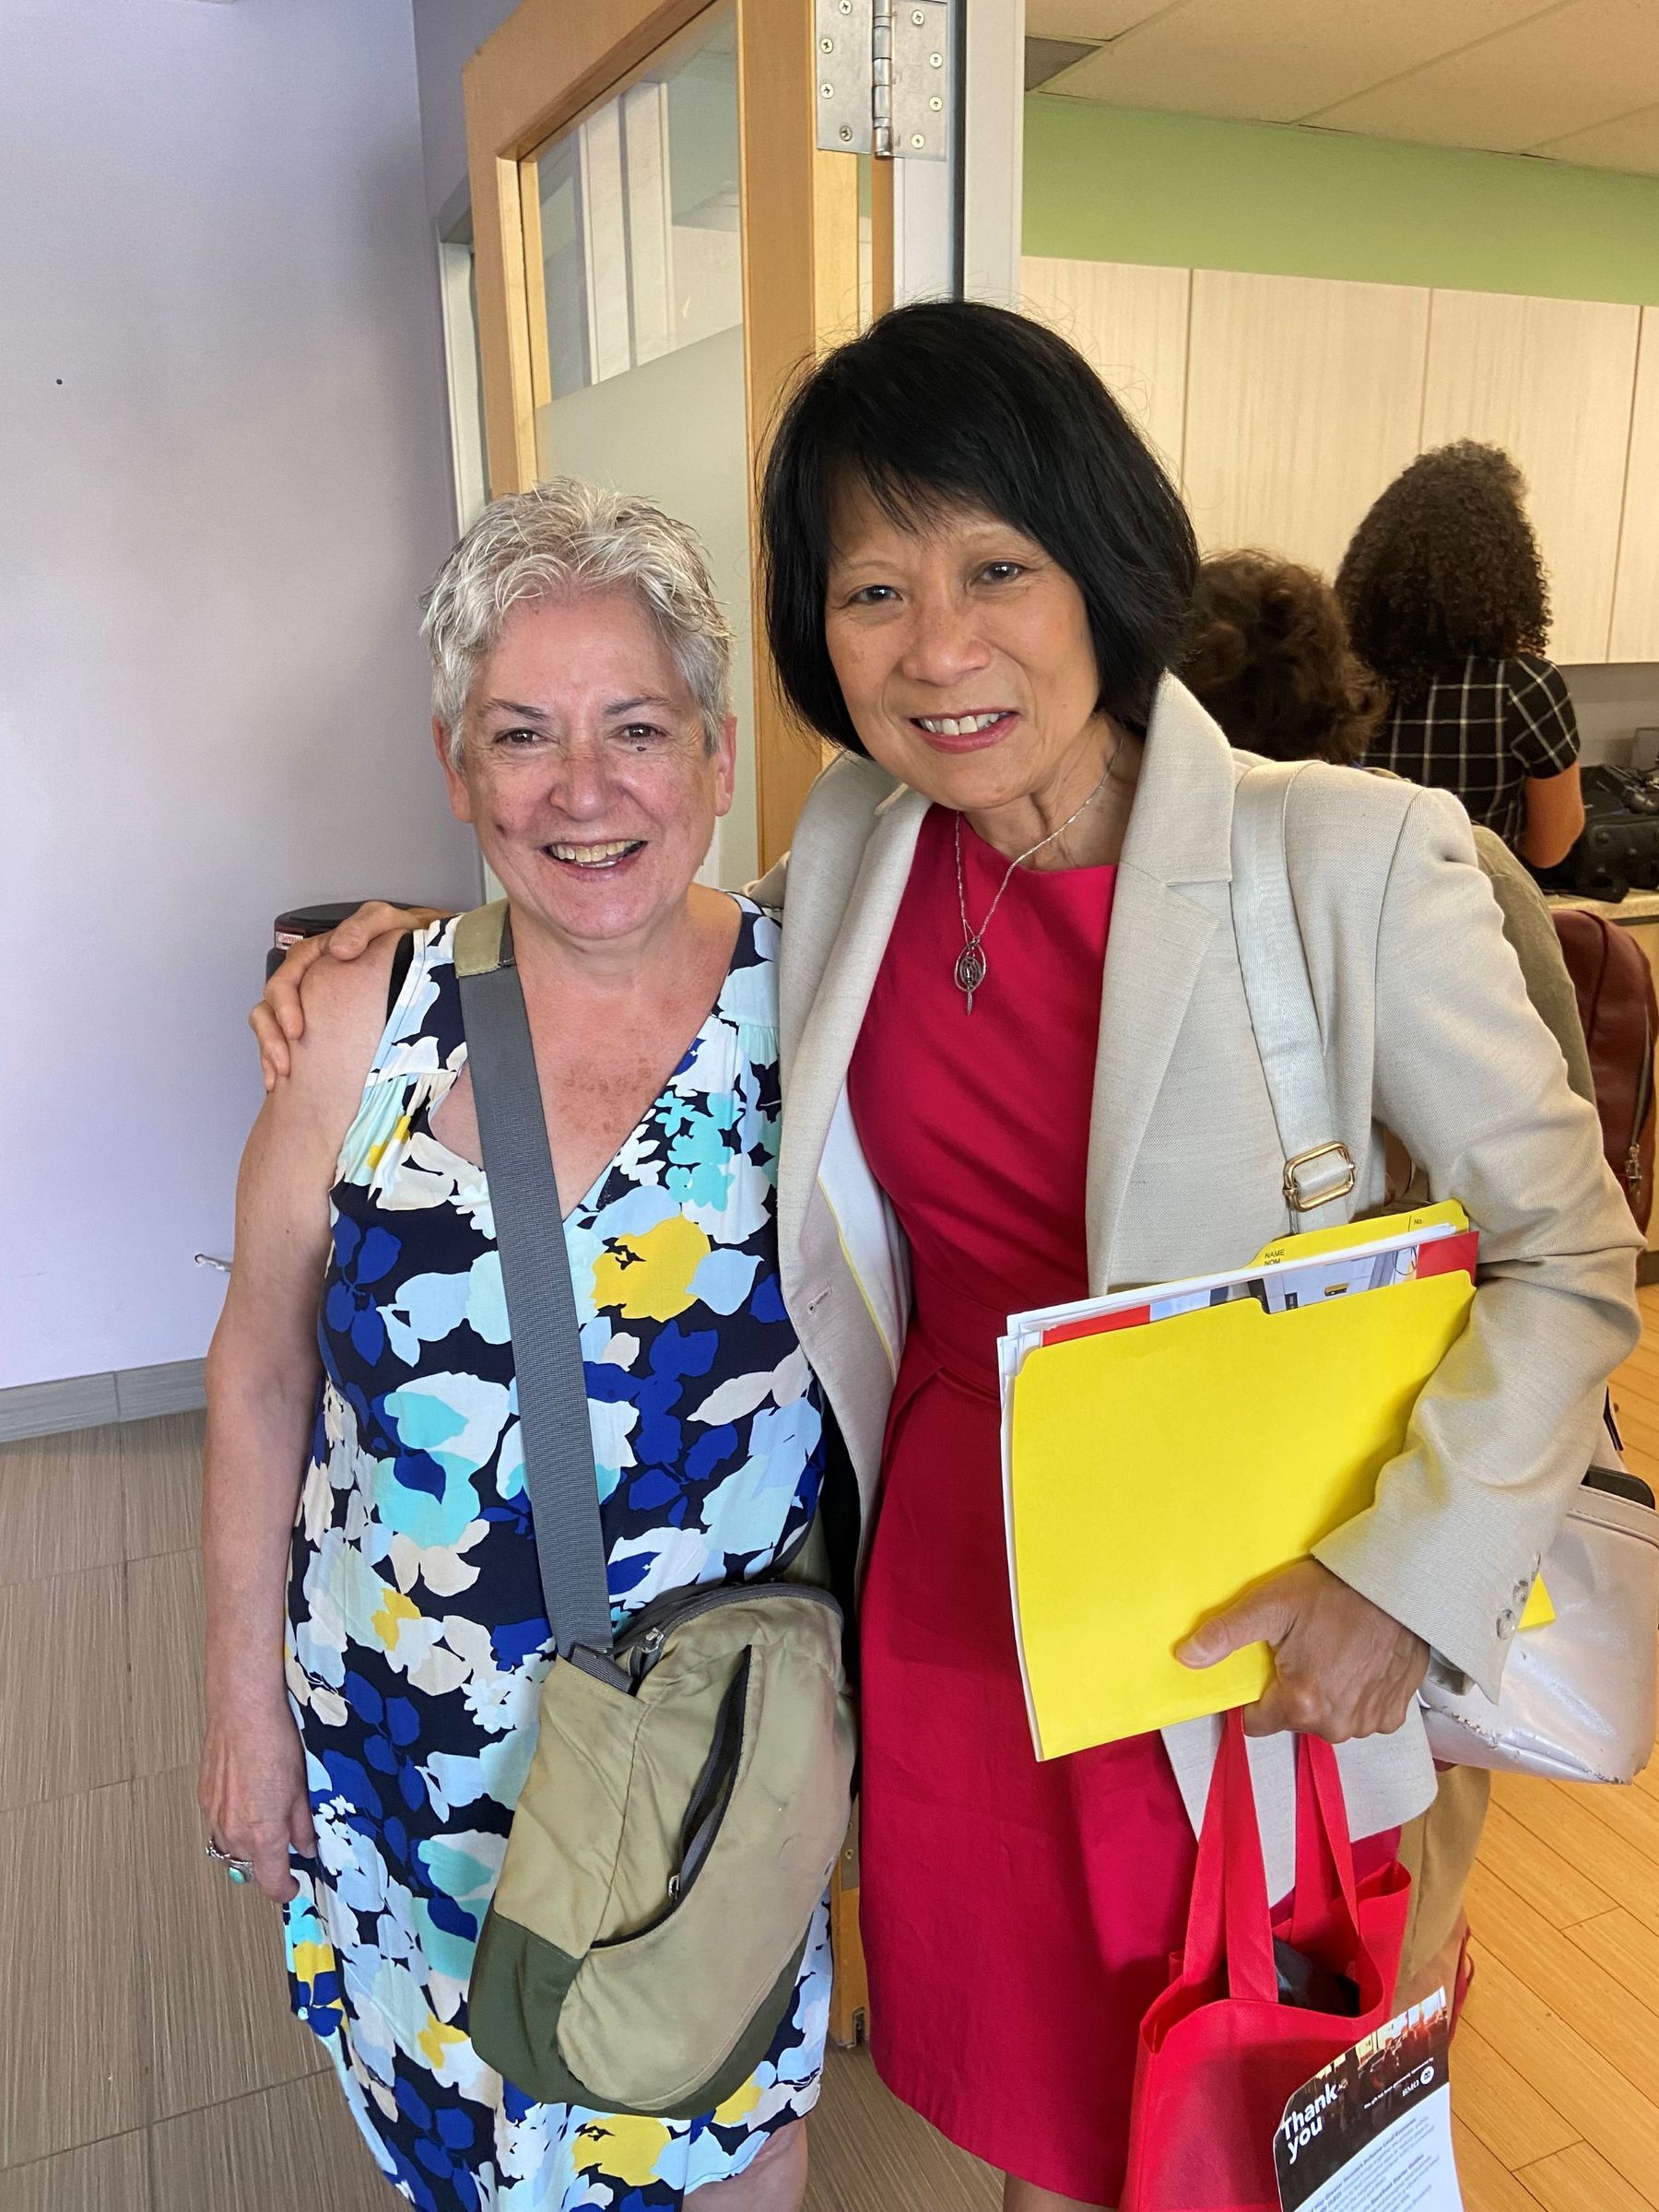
[{"x1": 1283, "y1": 1142, "x2": 1357, "y2": 1213}]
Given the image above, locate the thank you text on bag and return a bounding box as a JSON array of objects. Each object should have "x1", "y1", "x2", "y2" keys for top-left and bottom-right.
[{"x1": 1276, "y1": 1991, "x2": 1463, "y2": 2212}]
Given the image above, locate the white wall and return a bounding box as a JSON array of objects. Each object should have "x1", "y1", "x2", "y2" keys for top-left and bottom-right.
[
  {"x1": 1561, "y1": 665, "x2": 1659, "y2": 766},
  {"x1": 0, "y1": 0, "x2": 480, "y2": 1390}
]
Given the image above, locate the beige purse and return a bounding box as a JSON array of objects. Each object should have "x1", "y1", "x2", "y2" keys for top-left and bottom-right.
[{"x1": 454, "y1": 904, "x2": 855, "y2": 2116}]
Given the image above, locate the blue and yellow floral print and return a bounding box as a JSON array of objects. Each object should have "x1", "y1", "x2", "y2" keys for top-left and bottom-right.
[{"x1": 284, "y1": 901, "x2": 830, "y2": 2210}]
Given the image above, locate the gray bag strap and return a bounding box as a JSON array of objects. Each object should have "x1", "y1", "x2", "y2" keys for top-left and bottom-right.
[
  {"x1": 453, "y1": 902, "x2": 620, "y2": 1677},
  {"x1": 1230, "y1": 762, "x2": 1358, "y2": 1225}
]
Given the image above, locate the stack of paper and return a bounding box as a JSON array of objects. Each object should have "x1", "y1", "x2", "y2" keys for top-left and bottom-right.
[{"x1": 998, "y1": 1204, "x2": 1502, "y2": 1760}]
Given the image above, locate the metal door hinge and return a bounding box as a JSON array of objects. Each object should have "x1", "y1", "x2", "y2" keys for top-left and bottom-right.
[{"x1": 817, "y1": 0, "x2": 950, "y2": 160}]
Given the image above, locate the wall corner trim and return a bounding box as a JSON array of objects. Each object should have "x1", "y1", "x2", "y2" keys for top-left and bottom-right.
[{"x1": 0, "y1": 1360, "x2": 207, "y2": 1444}]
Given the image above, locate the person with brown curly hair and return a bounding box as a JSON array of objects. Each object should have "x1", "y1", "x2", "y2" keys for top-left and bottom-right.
[
  {"x1": 1335, "y1": 441, "x2": 1585, "y2": 866},
  {"x1": 1180, "y1": 549, "x2": 1385, "y2": 766}
]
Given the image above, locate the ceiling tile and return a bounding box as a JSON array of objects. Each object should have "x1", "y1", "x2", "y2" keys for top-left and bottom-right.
[
  {"x1": 1027, "y1": 38, "x2": 1103, "y2": 92},
  {"x1": 1533, "y1": 100, "x2": 1659, "y2": 174},
  {"x1": 1312, "y1": 0, "x2": 1659, "y2": 150},
  {"x1": 1045, "y1": 0, "x2": 1560, "y2": 126},
  {"x1": 1025, "y1": 1, "x2": 1179, "y2": 39}
]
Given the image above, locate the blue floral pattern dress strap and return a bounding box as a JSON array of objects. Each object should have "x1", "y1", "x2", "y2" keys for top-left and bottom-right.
[{"x1": 283, "y1": 898, "x2": 830, "y2": 2211}]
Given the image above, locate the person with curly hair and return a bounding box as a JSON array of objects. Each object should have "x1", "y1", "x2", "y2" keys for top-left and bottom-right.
[
  {"x1": 1179, "y1": 549, "x2": 1385, "y2": 766},
  {"x1": 1335, "y1": 441, "x2": 1585, "y2": 865}
]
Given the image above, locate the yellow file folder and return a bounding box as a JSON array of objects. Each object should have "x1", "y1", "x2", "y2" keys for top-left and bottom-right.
[{"x1": 1006, "y1": 1211, "x2": 1486, "y2": 1759}]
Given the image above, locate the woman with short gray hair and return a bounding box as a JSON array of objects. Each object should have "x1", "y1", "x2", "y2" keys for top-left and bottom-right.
[
  {"x1": 201, "y1": 480, "x2": 830, "y2": 2211},
  {"x1": 424, "y1": 477, "x2": 736, "y2": 763}
]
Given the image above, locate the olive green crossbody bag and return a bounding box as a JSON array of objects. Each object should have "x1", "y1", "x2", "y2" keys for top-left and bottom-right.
[{"x1": 454, "y1": 903, "x2": 855, "y2": 2120}]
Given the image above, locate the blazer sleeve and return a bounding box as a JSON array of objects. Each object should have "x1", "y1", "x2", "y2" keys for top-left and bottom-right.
[
  {"x1": 1471, "y1": 827, "x2": 1596, "y2": 1107},
  {"x1": 1312, "y1": 784, "x2": 1641, "y2": 1700}
]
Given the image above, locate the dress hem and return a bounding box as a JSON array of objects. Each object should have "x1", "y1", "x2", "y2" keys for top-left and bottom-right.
[{"x1": 870, "y1": 2041, "x2": 1123, "y2": 2207}]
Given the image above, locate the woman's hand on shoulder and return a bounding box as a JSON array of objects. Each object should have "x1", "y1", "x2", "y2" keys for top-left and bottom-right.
[
  {"x1": 1177, "y1": 1559, "x2": 1430, "y2": 1743},
  {"x1": 229, "y1": 931, "x2": 406, "y2": 1305},
  {"x1": 271, "y1": 929, "x2": 404, "y2": 1125},
  {"x1": 253, "y1": 901, "x2": 449, "y2": 1090}
]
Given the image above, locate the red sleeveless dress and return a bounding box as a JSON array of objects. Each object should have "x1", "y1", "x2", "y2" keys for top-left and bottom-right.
[{"x1": 847, "y1": 806, "x2": 1388, "y2": 2203}]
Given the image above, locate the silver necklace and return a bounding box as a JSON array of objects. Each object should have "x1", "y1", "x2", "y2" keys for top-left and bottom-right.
[{"x1": 952, "y1": 741, "x2": 1119, "y2": 1014}]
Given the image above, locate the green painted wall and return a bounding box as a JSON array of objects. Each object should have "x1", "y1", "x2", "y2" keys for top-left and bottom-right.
[{"x1": 1023, "y1": 97, "x2": 1659, "y2": 306}]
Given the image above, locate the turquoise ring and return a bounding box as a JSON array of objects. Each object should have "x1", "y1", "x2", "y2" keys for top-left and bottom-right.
[{"x1": 206, "y1": 1841, "x2": 255, "y2": 1886}]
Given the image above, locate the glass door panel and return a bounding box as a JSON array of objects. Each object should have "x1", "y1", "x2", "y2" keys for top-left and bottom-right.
[
  {"x1": 467, "y1": 0, "x2": 885, "y2": 870},
  {"x1": 524, "y1": 6, "x2": 754, "y2": 886}
]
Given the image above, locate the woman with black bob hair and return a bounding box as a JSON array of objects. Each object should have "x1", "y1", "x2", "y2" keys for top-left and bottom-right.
[
  {"x1": 761, "y1": 299, "x2": 1196, "y2": 753},
  {"x1": 752, "y1": 304, "x2": 1633, "y2": 2208},
  {"x1": 1335, "y1": 441, "x2": 1585, "y2": 865}
]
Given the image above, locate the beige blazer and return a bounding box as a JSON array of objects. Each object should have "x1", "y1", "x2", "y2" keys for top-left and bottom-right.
[{"x1": 755, "y1": 675, "x2": 1641, "y2": 1897}]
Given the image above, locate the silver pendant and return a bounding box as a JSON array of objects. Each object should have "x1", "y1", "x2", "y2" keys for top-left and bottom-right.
[{"x1": 954, "y1": 938, "x2": 987, "y2": 1013}]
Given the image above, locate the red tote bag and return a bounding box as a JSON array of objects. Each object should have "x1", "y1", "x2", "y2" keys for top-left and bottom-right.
[{"x1": 1120, "y1": 1713, "x2": 1412, "y2": 2212}]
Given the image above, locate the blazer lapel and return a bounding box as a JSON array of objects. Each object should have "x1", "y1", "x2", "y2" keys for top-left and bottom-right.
[
  {"x1": 1085, "y1": 679, "x2": 1240, "y2": 1289},
  {"x1": 778, "y1": 783, "x2": 930, "y2": 1262}
]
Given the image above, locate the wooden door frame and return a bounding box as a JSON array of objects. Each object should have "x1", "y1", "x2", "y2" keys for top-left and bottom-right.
[{"x1": 463, "y1": 0, "x2": 864, "y2": 872}]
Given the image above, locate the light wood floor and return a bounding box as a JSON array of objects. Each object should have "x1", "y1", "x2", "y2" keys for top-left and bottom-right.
[{"x1": 3, "y1": 1302, "x2": 1658, "y2": 2210}]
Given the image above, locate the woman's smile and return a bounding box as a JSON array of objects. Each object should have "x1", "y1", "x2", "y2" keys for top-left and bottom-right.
[
  {"x1": 822, "y1": 482, "x2": 1122, "y2": 855},
  {"x1": 541, "y1": 835, "x2": 649, "y2": 873},
  {"x1": 909, "y1": 710, "x2": 1020, "y2": 753}
]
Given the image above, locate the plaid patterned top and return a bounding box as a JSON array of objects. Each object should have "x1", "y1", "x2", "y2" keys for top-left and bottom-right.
[{"x1": 1368, "y1": 653, "x2": 1579, "y2": 851}]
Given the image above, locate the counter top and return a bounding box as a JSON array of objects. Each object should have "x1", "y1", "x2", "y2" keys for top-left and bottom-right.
[{"x1": 1547, "y1": 889, "x2": 1659, "y2": 924}]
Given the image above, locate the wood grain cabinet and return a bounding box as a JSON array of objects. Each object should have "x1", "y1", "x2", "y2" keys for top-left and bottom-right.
[
  {"x1": 1182, "y1": 269, "x2": 1430, "y2": 578},
  {"x1": 1019, "y1": 254, "x2": 1190, "y2": 472},
  {"x1": 1611, "y1": 308, "x2": 1659, "y2": 664},
  {"x1": 1419, "y1": 289, "x2": 1641, "y2": 664},
  {"x1": 1020, "y1": 256, "x2": 1653, "y2": 664}
]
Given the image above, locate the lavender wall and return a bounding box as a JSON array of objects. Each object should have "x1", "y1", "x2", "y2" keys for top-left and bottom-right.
[
  {"x1": 0, "y1": 0, "x2": 479, "y2": 1387},
  {"x1": 411, "y1": 0, "x2": 522, "y2": 220}
]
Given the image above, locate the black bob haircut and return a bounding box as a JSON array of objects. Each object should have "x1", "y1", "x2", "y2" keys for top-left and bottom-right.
[{"x1": 760, "y1": 299, "x2": 1199, "y2": 756}]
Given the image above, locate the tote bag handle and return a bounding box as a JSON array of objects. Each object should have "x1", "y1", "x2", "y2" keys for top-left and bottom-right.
[
  {"x1": 1181, "y1": 1714, "x2": 1277, "y2": 2005},
  {"x1": 1184, "y1": 1718, "x2": 1367, "y2": 2001},
  {"x1": 1286, "y1": 1733, "x2": 1362, "y2": 1953}
]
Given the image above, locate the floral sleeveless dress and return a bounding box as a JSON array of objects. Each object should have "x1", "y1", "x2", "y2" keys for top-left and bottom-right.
[{"x1": 282, "y1": 899, "x2": 830, "y2": 2211}]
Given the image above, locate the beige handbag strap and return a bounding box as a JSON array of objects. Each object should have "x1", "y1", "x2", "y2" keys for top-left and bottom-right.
[{"x1": 1230, "y1": 762, "x2": 1359, "y2": 1221}]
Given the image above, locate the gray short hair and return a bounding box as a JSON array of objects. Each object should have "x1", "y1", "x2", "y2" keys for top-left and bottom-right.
[{"x1": 421, "y1": 478, "x2": 734, "y2": 766}]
